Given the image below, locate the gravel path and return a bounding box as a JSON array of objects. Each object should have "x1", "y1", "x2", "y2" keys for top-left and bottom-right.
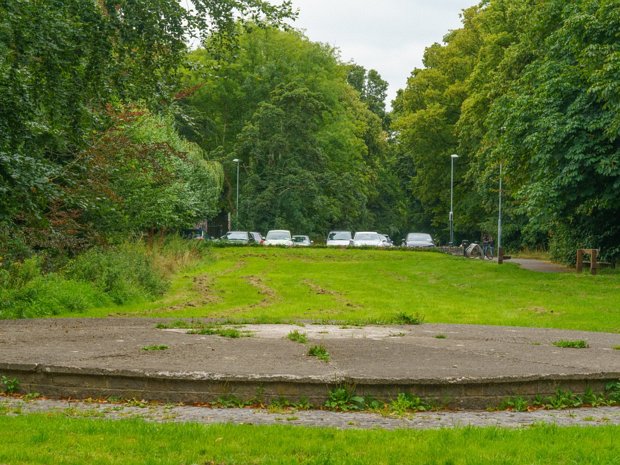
[{"x1": 2, "y1": 395, "x2": 619, "y2": 430}]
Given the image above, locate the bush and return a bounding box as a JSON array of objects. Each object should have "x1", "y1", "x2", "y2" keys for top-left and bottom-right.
[
  {"x1": 0, "y1": 274, "x2": 109, "y2": 319},
  {"x1": 65, "y1": 243, "x2": 168, "y2": 305},
  {"x1": 0, "y1": 238, "x2": 208, "y2": 319}
]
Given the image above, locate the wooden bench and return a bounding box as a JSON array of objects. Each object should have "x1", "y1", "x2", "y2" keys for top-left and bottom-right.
[{"x1": 576, "y1": 249, "x2": 615, "y2": 275}]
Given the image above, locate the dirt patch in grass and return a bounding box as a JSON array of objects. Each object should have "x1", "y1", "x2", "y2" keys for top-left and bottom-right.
[
  {"x1": 528, "y1": 306, "x2": 561, "y2": 316},
  {"x1": 303, "y1": 279, "x2": 339, "y2": 295},
  {"x1": 245, "y1": 276, "x2": 276, "y2": 298},
  {"x1": 242, "y1": 275, "x2": 280, "y2": 308}
]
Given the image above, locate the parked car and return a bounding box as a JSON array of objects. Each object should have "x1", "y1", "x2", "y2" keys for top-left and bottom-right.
[
  {"x1": 380, "y1": 234, "x2": 394, "y2": 247},
  {"x1": 326, "y1": 230, "x2": 353, "y2": 247},
  {"x1": 403, "y1": 232, "x2": 435, "y2": 248},
  {"x1": 292, "y1": 235, "x2": 312, "y2": 247},
  {"x1": 264, "y1": 230, "x2": 293, "y2": 246},
  {"x1": 352, "y1": 231, "x2": 390, "y2": 247},
  {"x1": 250, "y1": 232, "x2": 264, "y2": 245},
  {"x1": 220, "y1": 231, "x2": 256, "y2": 244}
]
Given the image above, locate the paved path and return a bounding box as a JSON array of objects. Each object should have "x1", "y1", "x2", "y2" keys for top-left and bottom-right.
[
  {"x1": 1, "y1": 395, "x2": 618, "y2": 430},
  {"x1": 508, "y1": 258, "x2": 570, "y2": 273}
]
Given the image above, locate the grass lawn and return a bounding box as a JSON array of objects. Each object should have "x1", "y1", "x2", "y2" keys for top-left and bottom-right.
[
  {"x1": 0, "y1": 414, "x2": 618, "y2": 465},
  {"x1": 78, "y1": 247, "x2": 620, "y2": 333}
]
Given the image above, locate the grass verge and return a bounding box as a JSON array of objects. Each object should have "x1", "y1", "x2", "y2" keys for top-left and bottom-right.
[{"x1": 0, "y1": 414, "x2": 618, "y2": 465}]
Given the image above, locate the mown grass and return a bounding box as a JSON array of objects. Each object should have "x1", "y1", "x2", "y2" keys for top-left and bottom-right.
[
  {"x1": 80, "y1": 247, "x2": 620, "y2": 332},
  {"x1": 0, "y1": 414, "x2": 618, "y2": 465}
]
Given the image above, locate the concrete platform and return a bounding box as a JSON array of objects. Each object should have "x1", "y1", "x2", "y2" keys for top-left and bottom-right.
[{"x1": 1, "y1": 319, "x2": 619, "y2": 409}]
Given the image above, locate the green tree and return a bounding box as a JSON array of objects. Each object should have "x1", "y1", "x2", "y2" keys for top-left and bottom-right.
[
  {"x1": 391, "y1": 7, "x2": 482, "y2": 243},
  {"x1": 0, "y1": 0, "x2": 292, "y2": 261},
  {"x1": 182, "y1": 27, "x2": 389, "y2": 235}
]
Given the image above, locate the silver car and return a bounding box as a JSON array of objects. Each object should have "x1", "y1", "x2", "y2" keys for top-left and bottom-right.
[
  {"x1": 352, "y1": 231, "x2": 389, "y2": 247},
  {"x1": 221, "y1": 231, "x2": 254, "y2": 244},
  {"x1": 326, "y1": 231, "x2": 352, "y2": 247},
  {"x1": 292, "y1": 235, "x2": 312, "y2": 247},
  {"x1": 403, "y1": 232, "x2": 435, "y2": 248}
]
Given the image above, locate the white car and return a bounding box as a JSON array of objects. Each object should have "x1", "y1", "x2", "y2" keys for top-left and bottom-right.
[
  {"x1": 352, "y1": 231, "x2": 390, "y2": 247},
  {"x1": 292, "y1": 235, "x2": 312, "y2": 247},
  {"x1": 403, "y1": 232, "x2": 435, "y2": 248},
  {"x1": 264, "y1": 230, "x2": 293, "y2": 246},
  {"x1": 326, "y1": 230, "x2": 353, "y2": 247}
]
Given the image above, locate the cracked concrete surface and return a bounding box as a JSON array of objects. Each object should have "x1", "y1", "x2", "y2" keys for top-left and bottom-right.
[{"x1": 1, "y1": 319, "x2": 619, "y2": 407}]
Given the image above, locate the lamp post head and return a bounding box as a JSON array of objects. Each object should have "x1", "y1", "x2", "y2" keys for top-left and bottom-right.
[
  {"x1": 232, "y1": 158, "x2": 240, "y2": 163},
  {"x1": 451, "y1": 154, "x2": 459, "y2": 159}
]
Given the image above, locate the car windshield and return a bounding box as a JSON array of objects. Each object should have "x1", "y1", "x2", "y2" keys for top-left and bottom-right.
[
  {"x1": 407, "y1": 233, "x2": 432, "y2": 241},
  {"x1": 267, "y1": 231, "x2": 291, "y2": 240},
  {"x1": 227, "y1": 231, "x2": 248, "y2": 240},
  {"x1": 292, "y1": 236, "x2": 307, "y2": 242},
  {"x1": 355, "y1": 233, "x2": 380, "y2": 241},
  {"x1": 328, "y1": 231, "x2": 351, "y2": 241}
]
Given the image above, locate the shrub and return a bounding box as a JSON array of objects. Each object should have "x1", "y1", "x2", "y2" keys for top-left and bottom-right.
[
  {"x1": 0, "y1": 238, "x2": 207, "y2": 319},
  {"x1": 66, "y1": 243, "x2": 168, "y2": 305},
  {"x1": 0, "y1": 274, "x2": 109, "y2": 319}
]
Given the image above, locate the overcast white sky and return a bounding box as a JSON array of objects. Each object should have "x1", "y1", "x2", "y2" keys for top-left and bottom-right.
[{"x1": 287, "y1": 0, "x2": 477, "y2": 106}]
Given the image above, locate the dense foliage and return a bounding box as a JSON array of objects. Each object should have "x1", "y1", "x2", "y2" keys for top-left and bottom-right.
[
  {"x1": 1, "y1": 0, "x2": 618, "y2": 278},
  {"x1": 0, "y1": 238, "x2": 207, "y2": 319},
  {"x1": 0, "y1": 0, "x2": 292, "y2": 264},
  {"x1": 393, "y1": 0, "x2": 620, "y2": 261},
  {"x1": 180, "y1": 28, "x2": 401, "y2": 236}
]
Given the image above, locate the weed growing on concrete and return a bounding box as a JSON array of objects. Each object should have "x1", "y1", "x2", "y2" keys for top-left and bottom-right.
[
  {"x1": 388, "y1": 393, "x2": 431, "y2": 414},
  {"x1": 324, "y1": 387, "x2": 366, "y2": 411},
  {"x1": 394, "y1": 312, "x2": 424, "y2": 325},
  {"x1": 287, "y1": 330, "x2": 308, "y2": 344},
  {"x1": 606, "y1": 381, "x2": 620, "y2": 403},
  {"x1": 23, "y1": 392, "x2": 40, "y2": 402},
  {"x1": 499, "y1": 386, "x2": 620, "y2": 412},
  {"x1": 613, "y1": 346, "x2": 620, "y2": 351},
  {"x1": 142, "y1": 345, "x2": 169, "y2": 351},
  {"x1": 552, "y1": 340, "x2": 589, "y2": 349},
  {"x1": 191, "y1": 327, "x2": 253, "y2": 338},
  {"x1": 214, "y1": 395, "x2": 248, "y2": 408},
  {"x1": 434, "y1": 334, "x2": 447, "y2": 339},
  {"x1": 155, "y1": 320, "x2": 198, "y2": 329},
  {"x1": 125, "y1": 398, "x2": 149, "y2": 408},
  {"x1": 308, "y1": 345, "x2": 330, "y2": 362},
  {"x1": 157, "y1": 320, "x2": 253, "y2": 338},
  {"x1": 499, "y1": 396, "x2": 529, "y2": 412},
  {"x1": 0, "y1": 375, "x2": 20, "y2": 394}
]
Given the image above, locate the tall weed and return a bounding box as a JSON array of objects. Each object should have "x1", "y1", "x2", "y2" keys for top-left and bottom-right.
[
  {"x1": 0, "y1": 275, "x2": 109, "y2": 319},
  {"x1": 0, "y1": 238, "x2": 208, "y2": 318},
  {"x1": 65, "y1": 242, "x2": 168, "y2": 304}
]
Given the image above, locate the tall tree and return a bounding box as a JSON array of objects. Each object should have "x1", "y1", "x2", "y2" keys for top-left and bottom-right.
[
  {"x1": 182, "y1": 27, "x2": 389, "y2": 235},
  {"x1": 391, "y1": 6, "x2": 482, "y2": 243},
  {"x1": 394, "y1": 0, "x2": 620, "y2": 261},
  {"x1": 0, "y1": 0, "x2": 293, "y2": 260}
]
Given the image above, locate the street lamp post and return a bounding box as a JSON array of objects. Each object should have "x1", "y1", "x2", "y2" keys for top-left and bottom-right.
[
  {"x1": 450, "y1": 154, "x2": 459, "y2": 246},
  {"x1": 497, "y1": 125, "x2": 505, "y2": 265},
  {"x1": 233, "y1": 158, "x2": 240, "y2": 229},
  {"x1": 497, "y1": 161, "x2": 503, "y2": 264}
]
